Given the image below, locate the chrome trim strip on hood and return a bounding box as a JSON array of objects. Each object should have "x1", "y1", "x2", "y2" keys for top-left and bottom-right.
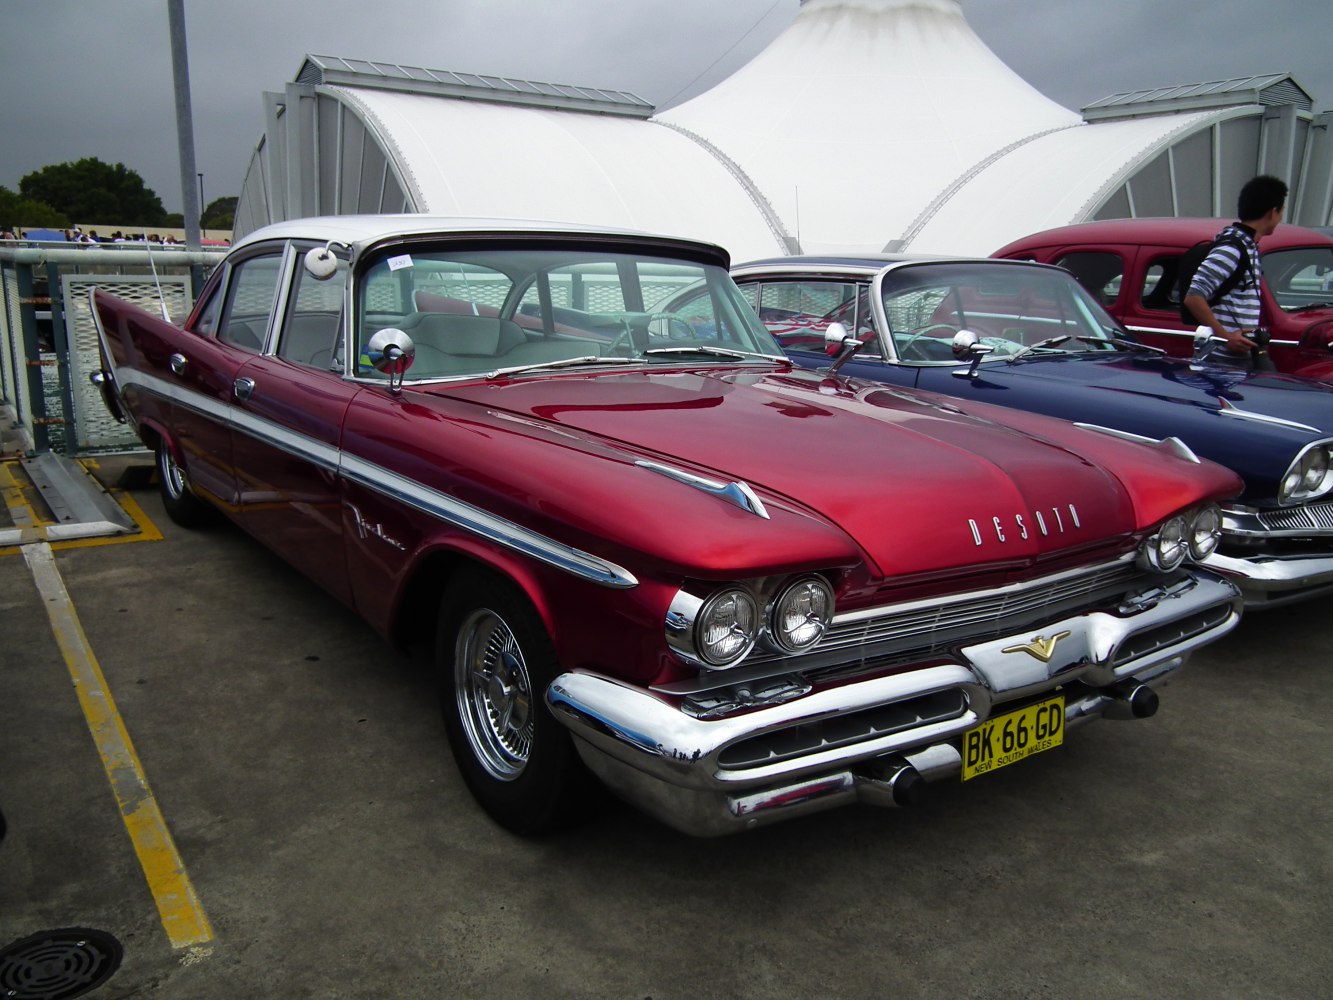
[{"x1": 635, "y1": 459, "x2": 769, "y2": 519}]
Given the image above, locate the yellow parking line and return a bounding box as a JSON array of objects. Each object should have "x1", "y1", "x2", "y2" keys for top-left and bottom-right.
[
  {"x1": 0, "y1": 459, "x2": 163, "y2": 556},
  {"x1": 22, "y1": 542, "x2": 214, "y2": 950}
]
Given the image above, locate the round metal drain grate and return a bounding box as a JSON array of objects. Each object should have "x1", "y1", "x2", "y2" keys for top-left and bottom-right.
[{"x1": 0, "y1": 928, "x2": 123, "y2": 1000}]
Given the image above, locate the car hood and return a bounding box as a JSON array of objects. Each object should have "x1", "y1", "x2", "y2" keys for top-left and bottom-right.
[
  {"x1": 968, "y1": 353, "x2": 1333, "y2": 493},
  {"x1": 423, "y1": 366, "x2": 1229, "y2": 582}
]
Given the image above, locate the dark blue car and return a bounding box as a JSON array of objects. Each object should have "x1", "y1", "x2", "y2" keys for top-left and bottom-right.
[{"x1": 727, "y1": 255, "x2": 1333, "y2": 609}]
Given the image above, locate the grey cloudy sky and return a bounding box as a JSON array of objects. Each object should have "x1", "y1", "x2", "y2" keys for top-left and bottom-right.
[{"x1": 1, "y1": 0, "x2": 1326, "y2": 215}]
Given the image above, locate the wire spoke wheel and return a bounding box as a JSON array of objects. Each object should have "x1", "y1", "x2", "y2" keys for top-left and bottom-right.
[
  {"x1": 455, "y1": 608, "x2": 535, "y2": 780},
  {"x1": 158, "y1": 441, "x2": 188, "y2": 500}
]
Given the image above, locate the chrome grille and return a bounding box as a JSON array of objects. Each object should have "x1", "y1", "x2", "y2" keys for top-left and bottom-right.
[
  {"x1": 1257, "y1": 502, "x2": 1333, "y2": 532},
  {"x1": 817, "y1": 560, "x2": 1146, "y2": 658}
]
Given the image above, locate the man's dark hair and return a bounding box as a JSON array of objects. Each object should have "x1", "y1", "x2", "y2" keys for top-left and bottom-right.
[{"x1": 1237, "y1": 175, "x2": 1288, "y2": 220}]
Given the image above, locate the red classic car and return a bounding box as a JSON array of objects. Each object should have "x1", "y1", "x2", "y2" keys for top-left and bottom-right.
[
  {"x1": 90, "y1": 216, "x2": 1244, "y2": 837},
  {"x1": 993, "y1": 218, "x2": 1333, "y2": 378}
]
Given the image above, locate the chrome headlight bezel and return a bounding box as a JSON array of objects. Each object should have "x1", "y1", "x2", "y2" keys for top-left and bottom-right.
[
  {"x1": 665, "y1": 575, "x2": 838, "y2": 670},
  {"x1": 1278, "y1": 443, "x2": 1333, "y2": 505},
  {"x1": 1187, "y1": 504, "x2": 1223, "y2": 560},
  {"x1": 1140, "y1": 514, "x2": 1189, "y2": 572},
  {"x1": 766, "y1": 576, "x2": 835, "y2": 654}
]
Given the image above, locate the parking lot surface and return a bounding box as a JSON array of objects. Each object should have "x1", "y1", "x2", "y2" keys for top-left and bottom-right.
[{"x1": 2, "y1": 459, "x2": 1330, "y2": 999}]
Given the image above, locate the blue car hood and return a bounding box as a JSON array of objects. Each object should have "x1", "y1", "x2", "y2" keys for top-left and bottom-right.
[{"x1": 958, "y1": 352, "x2": 1333, "y2": 498}]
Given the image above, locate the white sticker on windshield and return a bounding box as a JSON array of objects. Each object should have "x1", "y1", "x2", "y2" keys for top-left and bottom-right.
[{"x1": 387, "y1": 254, "x2": 413, "y2": 271}]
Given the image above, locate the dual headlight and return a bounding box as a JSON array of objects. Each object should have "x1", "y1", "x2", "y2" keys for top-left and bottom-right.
[
  {"x1": 667, "y1": 576, "x2": 835, "y2": 669},
  {"x1": 1279, "y1": 443, "x2": 1333, "y2": 504},
  {"x1": 1140, "y1": 504, "x2": 1223, "y2": 572}
]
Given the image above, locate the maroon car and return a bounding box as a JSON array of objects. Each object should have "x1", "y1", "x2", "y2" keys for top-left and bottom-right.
[
  {"x1": 89, "y1": 216, "x2": 1243, "y2": 837},
  {"x1": 994, "y1": 218, "x2": 1333, "y2": 378}
]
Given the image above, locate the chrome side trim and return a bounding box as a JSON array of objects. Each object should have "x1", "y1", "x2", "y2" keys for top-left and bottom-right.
[
  {"x1": 635, "y1": 459, "x2": 770, "y2": 519},
  {"x1": 339, "y1": 455, "x2": 638, "y2": 588},
  {"x1": 110, "y1": 363, "x2": 638, "y2": 589}
]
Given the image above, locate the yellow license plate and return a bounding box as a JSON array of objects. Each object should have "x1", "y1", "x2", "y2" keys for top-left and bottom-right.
[{"x1": 961, "y1": 695, "x2": 1065, "y2": 781}]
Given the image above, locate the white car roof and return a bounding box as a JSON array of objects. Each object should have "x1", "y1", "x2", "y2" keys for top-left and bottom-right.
[{"x1": 232, "y1": 214, "x2": 726, "y2": 257}]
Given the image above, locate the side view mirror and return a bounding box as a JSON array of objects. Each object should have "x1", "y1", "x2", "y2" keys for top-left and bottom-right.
[
  {"x1": 303, "y1": 241, "x2": 350, "y2": 281},
  {"x1": 950, "y1": 329, "x2": 993, "y2": 380},
  {"x1": 824, "y1": 321, "x2": 864, "y2": 375},
  {"x1": 366, "y1": 328, "x2": 415, "y2": 393}
]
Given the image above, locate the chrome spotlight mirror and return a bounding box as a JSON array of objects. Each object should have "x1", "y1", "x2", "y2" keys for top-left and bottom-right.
[
  {"x1": 366, "y1": 328, "x2": 415, "y2": 393},
  {"x1": 303, "y1": 240, "x2": 350, "y2": 281},
  {"x1": 950, "y1": 329, "x2": 993, "y2": 380}
]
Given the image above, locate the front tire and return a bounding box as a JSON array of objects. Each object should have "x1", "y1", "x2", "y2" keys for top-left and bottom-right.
[
  {"x1": 155, "y1": 438, "x2": 215, "y2": 528},
  {"x1": 437, "y1": 567, "x2": 592, "y2": 834}
]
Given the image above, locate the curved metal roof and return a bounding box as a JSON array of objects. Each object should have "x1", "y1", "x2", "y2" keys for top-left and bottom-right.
[
  {"x1": 334, "y1": 85, "x2": 789, "y2": 260},
  {"x1": 657, "y1": 0, "x2": 1080, "y2": 255}
]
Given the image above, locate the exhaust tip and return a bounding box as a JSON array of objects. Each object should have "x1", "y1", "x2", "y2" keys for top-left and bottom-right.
[
  {"x1": 1129, "y1": 684, "x2": 1160, "y2": 719},
  {"x1": 890, "y1": 766, "x2": 927, "y2": 807}
]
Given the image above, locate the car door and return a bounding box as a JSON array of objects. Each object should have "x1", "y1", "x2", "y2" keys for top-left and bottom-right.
[{"x1": 229, "y1": 243, "x2": 359, "y2": 606}]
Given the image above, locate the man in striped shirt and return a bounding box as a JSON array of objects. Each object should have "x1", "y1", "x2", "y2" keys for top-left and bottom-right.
[{"x1": 1184, "y1": 174, "x2": 1288, "y2": 364}]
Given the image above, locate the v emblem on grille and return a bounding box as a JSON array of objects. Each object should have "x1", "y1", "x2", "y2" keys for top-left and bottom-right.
[{"x1": 1001, "y1": 630, "x2": 1072, "y2": 663}]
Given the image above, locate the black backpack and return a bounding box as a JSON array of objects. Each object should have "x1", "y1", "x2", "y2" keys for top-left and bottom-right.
[{"x1": 1175, "y1": 232, "x2": 1250, "y2": 324}]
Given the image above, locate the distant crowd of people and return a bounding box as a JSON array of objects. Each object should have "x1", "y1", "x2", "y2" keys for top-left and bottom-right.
[{"x1": 0, "y1": 226, "x2": 228, "y2": 246}]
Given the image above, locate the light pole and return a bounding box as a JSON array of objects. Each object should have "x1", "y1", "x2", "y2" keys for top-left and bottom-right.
[{"x1": 197, "y1": 172, "x2": 205, "y2": 237}]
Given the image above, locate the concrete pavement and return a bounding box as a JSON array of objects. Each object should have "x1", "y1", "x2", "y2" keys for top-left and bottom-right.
[{"x1": 1, "y1": 460, "x2": 1329, "y2": 998}]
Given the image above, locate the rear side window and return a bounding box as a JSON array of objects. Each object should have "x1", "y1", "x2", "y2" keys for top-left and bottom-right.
[
  {"x1": 218, "y1": 254, "x2": 284, "y2": 352},
  {"x1": 1054, "y1": 252, "x2": 1124, "y2": 308},
  {"x1": 1140, "y1": 255, "x2": 1183, "y2": 312}
]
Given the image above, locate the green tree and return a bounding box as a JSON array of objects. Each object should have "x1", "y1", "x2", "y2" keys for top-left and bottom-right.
[
  {"x1": 19, "y1": 157, "x2": 166, "y2": 226},
  {"x1": 201, "y1": 196, "x2": 236, "y2": 231},
  {"x1": 0, "y1": 185, "x2": 69, "y2": 229}
]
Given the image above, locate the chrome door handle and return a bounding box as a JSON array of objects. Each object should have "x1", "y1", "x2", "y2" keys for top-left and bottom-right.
[
  {"x1": 234, "y1": 377, "x2": 256, "y2": 401},
  {"x1": 170, "y1": 353, "x2": 187, "y2": 375}
]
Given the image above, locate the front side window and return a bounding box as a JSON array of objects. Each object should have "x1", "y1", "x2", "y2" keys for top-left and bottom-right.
[
  {"x1": 353, "y1": 245, "x2": 776, "y2": 380},
  {"x1": 278, "y1": 253, "x2": 346, "y2": 368},
  {"x1": 753, "y1": 280, "x2": 880, "y2": 355}
]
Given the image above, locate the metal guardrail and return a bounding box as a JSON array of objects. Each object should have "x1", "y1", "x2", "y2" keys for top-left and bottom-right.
[{"x1": 0, "y1": 242, "x2": 227, "y2": 456}]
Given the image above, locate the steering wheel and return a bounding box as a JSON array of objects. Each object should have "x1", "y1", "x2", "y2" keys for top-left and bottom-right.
[
  {"x1": 896, "y1": 323, "x2": 959, "y2": 359},
  {"x1": 646, "y1": 313, "x2": 698, "y2": 341}
]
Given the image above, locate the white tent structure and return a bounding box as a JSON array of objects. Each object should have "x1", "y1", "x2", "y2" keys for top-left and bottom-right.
[{"x1": 234, "y1": 0, "x2": 1333, "y2": 259}]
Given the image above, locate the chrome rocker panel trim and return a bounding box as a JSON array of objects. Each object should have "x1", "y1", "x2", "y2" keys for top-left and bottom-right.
[{"x1": 546, "y1": 572, "x2": 1242, "y2": 836}]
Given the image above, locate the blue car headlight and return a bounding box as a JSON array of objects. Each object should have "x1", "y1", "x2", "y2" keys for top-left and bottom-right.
[{"x1": 1279, "y1": 444, "x2": 1333, "y2": 504}]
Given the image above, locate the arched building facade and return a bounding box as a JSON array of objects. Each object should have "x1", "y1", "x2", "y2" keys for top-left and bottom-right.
[{"x1": 233, "y1": 0, "x2": 1333, "y2": 259}]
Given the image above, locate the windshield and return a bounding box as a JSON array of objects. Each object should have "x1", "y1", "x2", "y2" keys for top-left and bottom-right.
[
  {"x1": 1263, "y1": 246, "x2": 1333, "y2": 314},
  {"x1": 354, "y1": 245, "x2": 781, "y2": 379},
  {"x1": 878, "y1": 262, "x2": 1125, "y2": 363}
]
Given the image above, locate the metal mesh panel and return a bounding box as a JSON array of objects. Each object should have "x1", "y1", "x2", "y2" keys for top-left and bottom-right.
[
  {"x1": 883, "y1": 289, "x2": 949, "y2": 331},
  {"x1": 63, "y1": 275, "x2": 192, "y2": 452},
  {"x1": 3, "y1": 266, "x2": 32, "y2": 438}
]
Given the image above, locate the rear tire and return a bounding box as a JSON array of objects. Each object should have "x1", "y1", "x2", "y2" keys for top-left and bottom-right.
[
  {"x1": 437, "y1": 567, "x2": 593, "y2": 834},
  {"x1": 156, "y1": 438, "x2": 215, "y2": 528}
]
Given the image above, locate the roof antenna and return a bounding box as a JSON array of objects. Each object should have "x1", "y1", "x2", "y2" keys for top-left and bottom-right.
[{"x1": 144, "y1": 231, "x2": 171, "y2": 321}]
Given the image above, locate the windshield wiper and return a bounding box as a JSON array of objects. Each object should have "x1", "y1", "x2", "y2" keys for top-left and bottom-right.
[
  {"x1": 485, "y1": 355, "x2": 637, "y2": 380},
  {"x1": 644, "y1": 345, "x2": 788, "y2": 363},
  {"x1": 1290, "y1": 301, "x2": 1333, "y2": 314},
  {"x1": 1005, "y1": 335, "x2": 1073, "y2": 362},
  {"x1": 1006, "y1": 333, "x2": 1154, "y2": 363},
  {"x1": 1102, "y1": 332, "x2": 1165, "y2": 354}
]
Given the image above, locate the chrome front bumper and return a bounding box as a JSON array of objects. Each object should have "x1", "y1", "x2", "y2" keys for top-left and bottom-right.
[
  {"x1": 547, "y1": 572, "x2": 1242, "y2": 836},
  {"x1": 1202, "y1": 549, "x2": 1333, "y2": 608},
  {"x1": 1213, "y1": 504, "x2": 1333, "y2": 607}
]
